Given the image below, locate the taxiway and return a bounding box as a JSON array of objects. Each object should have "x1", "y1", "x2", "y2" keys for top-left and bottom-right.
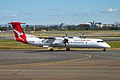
[{"x1": 0, "y1": 50, "x2": 120, "y2": 80}]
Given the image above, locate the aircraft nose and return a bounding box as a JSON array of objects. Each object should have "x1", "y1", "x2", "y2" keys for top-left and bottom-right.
[{"x1": 105, "y1": 43, "x2": 111, "y2": 48}]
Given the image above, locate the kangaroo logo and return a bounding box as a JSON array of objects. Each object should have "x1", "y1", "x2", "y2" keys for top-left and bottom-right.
[{"x1": 13, "y1": 29, "x2": 25, "y2": 41}]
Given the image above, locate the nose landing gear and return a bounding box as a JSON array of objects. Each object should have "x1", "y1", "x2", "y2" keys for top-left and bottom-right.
[{"x1": 103, "y1": 48, "x2": 106, "y2": 51}]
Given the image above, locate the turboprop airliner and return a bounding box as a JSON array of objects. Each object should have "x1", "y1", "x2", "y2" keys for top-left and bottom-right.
[{"x1": 10, "y1": 22, "x2": 111, "y2": 51}]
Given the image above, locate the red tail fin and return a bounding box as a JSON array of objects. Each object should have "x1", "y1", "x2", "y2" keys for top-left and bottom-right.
[{"x1": 10, "y1": 22, "x2": 28, "y2": 43}]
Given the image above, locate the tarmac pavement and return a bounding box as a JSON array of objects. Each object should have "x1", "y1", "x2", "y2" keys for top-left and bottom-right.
[{"x1": 0, "y1": 50, "x2": 120, "y2": 80}]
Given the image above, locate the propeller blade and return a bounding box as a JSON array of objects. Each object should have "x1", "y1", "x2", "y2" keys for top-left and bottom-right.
[{"x1": 63, "y1": 33, "x2": 69, "y2": 47}]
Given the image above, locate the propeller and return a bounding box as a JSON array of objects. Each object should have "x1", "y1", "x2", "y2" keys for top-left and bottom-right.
[{"x1": 63, "y1": 33, "x2": 69, "y2": 47}]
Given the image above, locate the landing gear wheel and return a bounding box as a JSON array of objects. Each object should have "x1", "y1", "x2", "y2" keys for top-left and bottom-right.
[
  {"x1": 49, "y1": 48, "x2": 53, "y2": 51},
  {"x1": 66, "y1": 47, "x2": 70, "y2": 51},
  {"x1": 103, "y1": 48, "x2": 106, "y2": 51},
  {"x1": 48, "y1": 47, "x2": 54, "y2": 51}
]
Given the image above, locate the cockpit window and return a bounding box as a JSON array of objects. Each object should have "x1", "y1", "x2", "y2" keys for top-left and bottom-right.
[
  {"x1": 97, "y1": 41, "x2": 104, "y2": 43},
  {"x1": 68, "y1": 37, "x2": 73, "y2": 39}
]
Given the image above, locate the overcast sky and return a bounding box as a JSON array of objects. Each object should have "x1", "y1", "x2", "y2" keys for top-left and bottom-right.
[{"x1": 0, "y1": 0, "x2": 120, "y2": 24}]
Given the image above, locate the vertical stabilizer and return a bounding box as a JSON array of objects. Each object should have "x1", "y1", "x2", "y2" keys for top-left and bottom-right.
[{"x1": 10, "y1": 22, "x2": 28, "y2": 43}]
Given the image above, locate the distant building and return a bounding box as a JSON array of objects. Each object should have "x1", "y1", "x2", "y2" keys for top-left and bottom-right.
[
  {"x1": 113, "y1": 21, "x2": 120, "y2": 27},
  {"x1": 95, "y1": 22, "x2": 103, "y2": 28},
  {"x1": 88, "y1": 21, "x2": 102, "y2": 29},
  {"x1": 102, "y1": 24, "x2": 112, "y2": 27},
  {"x1": 59, "y1": 23, "x2": 66, "y2": 30}
]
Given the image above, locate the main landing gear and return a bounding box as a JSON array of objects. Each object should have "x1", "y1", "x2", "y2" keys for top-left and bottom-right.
[
  {"x1": 66, "y1": 47, "x2": 70, "y2": 51},
  {"x1": 48, "y1": 47, "x2": 54, "y2": 51}
]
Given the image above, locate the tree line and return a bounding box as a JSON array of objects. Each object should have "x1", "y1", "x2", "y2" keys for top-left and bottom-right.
[{"x1": 0, "y1": 24, "x2": 120, "y2": 31}]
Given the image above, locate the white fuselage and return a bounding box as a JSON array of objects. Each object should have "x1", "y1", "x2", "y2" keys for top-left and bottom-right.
[{"x1": 26, "y1": 34, "x2": 111, "y2": 49}]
